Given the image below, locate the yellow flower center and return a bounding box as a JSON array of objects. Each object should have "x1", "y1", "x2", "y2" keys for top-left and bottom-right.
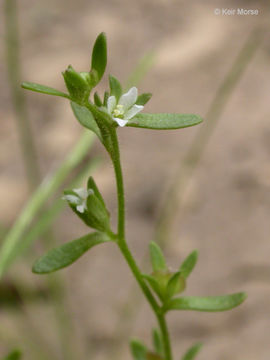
[{"x1": 113, "y1": 104, "x2": 125, "y2": 117}]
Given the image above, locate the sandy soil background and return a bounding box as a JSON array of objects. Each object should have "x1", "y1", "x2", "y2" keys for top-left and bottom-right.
[{"x1": 0, "y1": 0, "x2": 270, "y2": 359}]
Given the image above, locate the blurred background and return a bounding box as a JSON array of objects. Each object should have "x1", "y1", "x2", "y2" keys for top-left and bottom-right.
[{"x1": 0, "y1": 0, "x2": 270, "y2": 359}]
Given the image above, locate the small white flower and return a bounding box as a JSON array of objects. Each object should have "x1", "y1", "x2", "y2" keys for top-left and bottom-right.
[
  {"x1": 106, "y1": 87, "x2": 144, "y2": 127},
  {"x1": 63, "y1": 188, "x2": 94, "y2": 213}
]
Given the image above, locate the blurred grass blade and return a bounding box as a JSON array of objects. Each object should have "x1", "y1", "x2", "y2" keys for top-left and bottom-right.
[
  {"x1": 181, "y1": 343, "x2": 202, "y2": 360},
  {"x1": 165, "y1": 293, "x2": 247, "y2": 312},
  {"x1": 0, "y1": 130, "x2": 95, "y2": 278},
  {"x1": 32, "y1": 232, "x2": 110, "y2": 274},
  {"x1": 125, "y1": 51, "x2": 156, "y2": 90},
  {"x1": 179, "y1": 250, "x2": 198, "y2": 279},
  {"x1": 127, "y1": 113, "x2": 203, "y2": 130}
]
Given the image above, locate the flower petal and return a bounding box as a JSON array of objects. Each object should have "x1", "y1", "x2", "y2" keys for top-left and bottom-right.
[
  {"x1": 113, "y1": 117, "x2": 129, "y2": 127},
  {"x1": 76, "y1": 204, "x2": 85, "y2": 213},
  {"x1": 107, "y1": 96, "x2": 116, "y2": 114},
  {"x1": 118, "y1": 87, "x2": 138, "y2": 111},
  {"x1": 63, "y1": 195, "x2": 80, "y2": 204},
  {"x1": 124, "y1": 104, "x2": 144, "y2": 120},
  {"x1": 74, "y1": 188, "x2": 88, "y2": 199}
]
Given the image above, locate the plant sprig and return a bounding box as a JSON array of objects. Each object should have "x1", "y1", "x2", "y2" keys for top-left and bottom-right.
[{"x1": 22, "y1": 32, "x2": 246, "y2": 360}]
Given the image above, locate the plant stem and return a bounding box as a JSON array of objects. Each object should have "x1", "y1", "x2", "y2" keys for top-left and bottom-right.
[{"x1": 109, "y1": 128, "x2": 172, "y2": 360}]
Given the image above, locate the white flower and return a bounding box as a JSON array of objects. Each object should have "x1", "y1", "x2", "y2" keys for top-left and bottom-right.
[
  {"x1": 106, "y1": 87, "x2": 144, "y2": 127},
  {"x1": 63, "y1": 188, "x2": 94, "y2": 213}
]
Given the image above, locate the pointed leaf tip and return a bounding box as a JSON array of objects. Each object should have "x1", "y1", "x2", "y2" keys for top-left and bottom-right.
[
  {"x1": 179, "y1": 250, "x2": 198, "y2": 279},
  {"x1": 149, "y1": 241, "x2": 167, "y2": 272},
  {"x1": 181, "y1": 343, "x2": 203, "y2": 360}
]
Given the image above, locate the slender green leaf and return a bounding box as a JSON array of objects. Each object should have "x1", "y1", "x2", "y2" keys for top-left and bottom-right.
[
  {"x1": 91, "y1": 32, "x2": 107, "y2": 85},
  {"x1": 179, "y1": 250, "x2": 198, "y2": 279},
  {"x1": 181, "y1": 343, "x2": 203, "y2": 360},
  {"x1": 109, "y1": 75, "x2": 122, "y2": 101},
  {"x1": 127, "y1": 113, "x2": 203, "y2": 130},
  {"x1": 166, "y1": 293, "x2": 247, "y2": 312},
  {"x1": 22, "y1": 82, "x2": 70, "y2": 99},
  {"x1": 136, "y1": 93, "x2": 152, "y2": 106},
  {"x1": 71, "y1": 102, "x2": 102, "y2": 140},
  {"x1": 32, "y1": 232, "x2": 110, "y2": 274},
  {"x1": 149, "y1": 242, "x2": 167, "y2": 272},
  {"x1": 152, "y1": 328, "x2": 164, "y2": 356},
  {"x1": 3, "y1": 350, "x2": 21, "y2": 360},
  {"x1": 130, "y1": 339, "x2": 148, "y2": 360}
]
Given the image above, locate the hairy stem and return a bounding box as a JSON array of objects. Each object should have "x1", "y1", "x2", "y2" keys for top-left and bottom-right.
[{"x1": 109, "y1": 128, "x2": 172, "y2": 360}]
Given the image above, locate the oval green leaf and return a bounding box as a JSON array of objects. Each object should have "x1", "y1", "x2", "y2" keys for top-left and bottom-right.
[
  {"x1": 127, "y1": 113, "x2": 203, "y2": 130},
  {"x1": 91, "y1": 32, "x2": 107, "y2": 85},
  {"x1": 181, "y1": 343, "x2": 203, "y2": 360},
  {"x1": 166, "y1": 293, "x2": 247, "y2": 312},
  {"x1": 22, "y1": 82, "x2": 70, "y2": 99},
  {"x1": 71, "y1": 102, "x2": 102, "y2": 140},
  {"x1": 32, "y1": 232, "x2": 110, "y2": 274},
  {"x1": 109, "y1": 75, "x2": 122, "y2": 101}
]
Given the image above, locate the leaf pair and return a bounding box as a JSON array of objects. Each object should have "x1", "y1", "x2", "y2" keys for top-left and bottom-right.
[{"x1": 143, "y1": 242, "x2": 193, "y2": 303}]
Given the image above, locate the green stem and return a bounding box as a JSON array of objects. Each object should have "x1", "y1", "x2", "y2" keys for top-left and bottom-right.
[{"x1": 109, "y1": 128, "x2": 172, "y2": 360}]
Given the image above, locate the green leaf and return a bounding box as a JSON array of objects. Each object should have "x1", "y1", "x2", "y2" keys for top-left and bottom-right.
[
  {"x1": 3, "y1": 350, "x2": 21, "y2": 360},
  {"x1": 136, "y1": 93, "x2": 152, "y2": 106},
  {"x1": 91, "y1": 32, "x2": 107, "y2": 85},
  {"x1": 127, "y1": 113, "x2": 203, "y2": 130},
  {"x1": 32, "y1": 232, "x2": 110, "y2": 274},
  {"x1": 166, "y1": 271, "x2": 186, "y2": 298},
  {"x1": 71, "y1": 102, "x2": 102, "y2": 140},
  {"x1": 181, "y1": 343, "x2": 203, "y2": 360},
  {"x1": 130, "y1": 339, "x2": 148, "y2": 360},
  {"x1": 94, "y1": 92, "x2": 102, "y2": 106},
  {"x1": 149, "y1": 242, "x2": 167, "y2": 272},
  {"x1": 179, "y1": 250, "x2": 198, "y2": 279},
  {"x1": 21, "y1": 82, "x2": 70, "y2": 99},
  {"x1": 165, "y1": 293, "x2": 247, "y2": 312},
  {"x1": 109, "y1": 75, "x2": 122, "y2": 101},
  {"x1": 152, "y1": 328, "x2": 164, "y2": 356}
]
